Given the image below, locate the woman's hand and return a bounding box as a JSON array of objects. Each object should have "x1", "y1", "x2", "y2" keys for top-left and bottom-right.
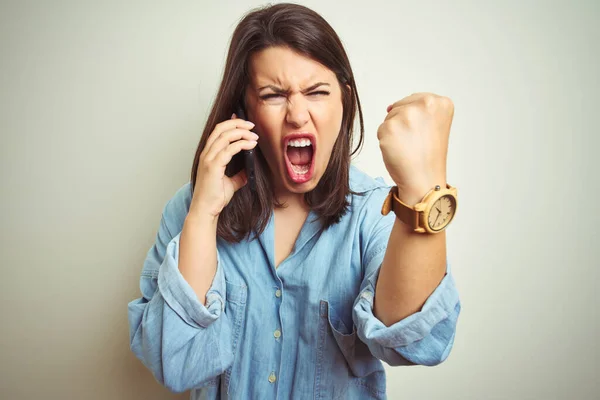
[
  {"x1": 189, "y1": 114, "x2": 258, "y2": 218},
  {"x1": 377, "y1": 93, "x2": 454, "y2": 205}
]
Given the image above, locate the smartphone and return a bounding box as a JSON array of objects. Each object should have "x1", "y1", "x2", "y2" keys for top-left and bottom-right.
[{"x1": 224, "y1": 105, "x2": 256, "y2": 191}]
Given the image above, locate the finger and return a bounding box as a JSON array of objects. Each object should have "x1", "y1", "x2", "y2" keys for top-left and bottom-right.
[
  {"x1": 205, "y1": 118, "x2": 253, "y2": 151},
  {"x1": 386, "y1": 93, "x2": 421, "y2": 112},
  {"x1": 215, "y1": 139, "x2": 258, "y2": 167},
  {"x1": 228, "y1": 169, "x2": 248, "y2": 192},
  {"x1": 205, "y1": 129, "x2": 259, "y2": 161},
  {"x1": 205, "y1": 118, "x2": 255, "y2": 152},
  {"x1": 383, "y1": 105, "x2": 410, "y2": 122},
  {"x1": 386, "y1": 93, "x2": 433, "y2": 112}
]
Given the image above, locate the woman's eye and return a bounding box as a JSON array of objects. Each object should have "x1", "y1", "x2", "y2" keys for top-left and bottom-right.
[
  {"x1": 261, "y1": 94, "x2": 284, "y2": 100},
  {"x1": 261, "y1": 91, "x2": 330, "y2": 100}
]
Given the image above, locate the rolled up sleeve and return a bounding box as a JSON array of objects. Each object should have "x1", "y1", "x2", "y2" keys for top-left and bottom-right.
[
  {"x1": 353, "y1": 255, "x2": 460, "y2": 366},
  {"x1": 127, "y1": 188, "x2": 233, "y2": 392},
  {"x1": 157, "y1": 232, "x2": 226, "y2": 329}
]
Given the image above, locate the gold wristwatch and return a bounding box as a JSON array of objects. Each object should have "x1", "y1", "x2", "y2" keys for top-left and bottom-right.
[{"x1": 381, "y1": 184, "x2": 458, "y2": 233}]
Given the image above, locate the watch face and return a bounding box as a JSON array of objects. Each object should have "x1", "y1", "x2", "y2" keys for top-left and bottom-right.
[{"x1": 428, "y1": 195, "x2": 456, "y2": 231}]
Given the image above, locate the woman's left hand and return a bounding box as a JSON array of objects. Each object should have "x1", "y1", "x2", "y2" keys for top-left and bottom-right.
[{"x1": 377, "y1": 92, "x2": 454, "y2": 205}]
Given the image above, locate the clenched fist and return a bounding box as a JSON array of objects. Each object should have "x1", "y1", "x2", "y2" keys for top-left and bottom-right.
[{"x1": 377, "y1": 92, "x2": 454, "y2": 205}]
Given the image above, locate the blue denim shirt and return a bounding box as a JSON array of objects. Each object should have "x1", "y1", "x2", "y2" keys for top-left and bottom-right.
[{"x1": 128, "y1": 166, "x2": 460, "y2": 399}]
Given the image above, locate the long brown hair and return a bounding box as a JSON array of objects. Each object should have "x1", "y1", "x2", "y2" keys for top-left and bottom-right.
[{"x1": 190, "y1": 3, "x2": 365, "y2": 242}]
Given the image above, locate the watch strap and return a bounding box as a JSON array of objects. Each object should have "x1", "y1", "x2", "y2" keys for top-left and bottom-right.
[{"x1": 381, "y1": 187, "x2": 420, "y2": 230}]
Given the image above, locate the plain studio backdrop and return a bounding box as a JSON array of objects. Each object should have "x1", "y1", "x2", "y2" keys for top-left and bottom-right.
[{"x1": 1, "y1": 0, "x2": 598, "y2": 399}]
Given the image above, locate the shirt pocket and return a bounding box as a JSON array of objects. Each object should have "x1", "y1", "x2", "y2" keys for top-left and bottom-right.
[
  {"x1": 315, "y1": 300, "x2": 385, "y2": 399},
  {"x1": 223, "y1": 280, "x2": 247, "y2": 396}
]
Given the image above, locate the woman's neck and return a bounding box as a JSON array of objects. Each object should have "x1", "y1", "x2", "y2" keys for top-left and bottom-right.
[{"x1": 273, "y1": 189, "x2": 309, "y2": 212}]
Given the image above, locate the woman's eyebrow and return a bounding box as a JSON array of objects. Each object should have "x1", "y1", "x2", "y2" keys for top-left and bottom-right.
[
  {"x1": 258, "y1": 82, "x2": 330, "y2": 94},
  {"x1": 303, "y1": 82, "x2": 330, "y2": 92}
]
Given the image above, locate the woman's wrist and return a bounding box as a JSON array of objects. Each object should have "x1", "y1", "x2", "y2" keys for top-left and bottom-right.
[{"x1": 185, "y1": 208, "x2": 219, "y2": 230}]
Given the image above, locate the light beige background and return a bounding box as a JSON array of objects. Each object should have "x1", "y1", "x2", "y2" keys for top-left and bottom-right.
[{"x1": 1, "y1": 0, "x2": 598, "y2": 399}]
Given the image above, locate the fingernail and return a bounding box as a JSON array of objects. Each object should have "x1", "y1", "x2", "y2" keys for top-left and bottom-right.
[
  {"x1": 252, "y1": 133, "x2": 259, "y2": 139},
  {"x1": 231, "y1": 113, "x2": 236, "y2": 119},
  {"x1": 247, "y1": 121, "x2": 255, "y2": 127},
  {"x1": 386, "y1": 105, "x2": 392, "y2": 112}
]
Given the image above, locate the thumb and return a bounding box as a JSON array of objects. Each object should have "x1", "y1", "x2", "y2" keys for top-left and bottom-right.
[{"x1": 229, "y1": 169, "x2": 248, "y2": 192}]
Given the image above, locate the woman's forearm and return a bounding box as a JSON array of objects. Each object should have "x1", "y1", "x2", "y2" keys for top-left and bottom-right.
[
  {"x1": 178, "y1": 213, "x2": 219, "y2": 305},
  {"x1": 374, "y1": 218, "x2": 447, "y2": 326}
]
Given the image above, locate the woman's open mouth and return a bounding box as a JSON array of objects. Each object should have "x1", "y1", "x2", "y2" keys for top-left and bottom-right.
[{"x1": 283, "y1": 134, "x2": 316, "y2": 184}]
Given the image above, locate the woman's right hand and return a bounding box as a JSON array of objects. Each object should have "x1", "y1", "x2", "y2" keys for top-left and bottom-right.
[{"x1": 189, "y1": 114, "x2": 258, "y2": 219}]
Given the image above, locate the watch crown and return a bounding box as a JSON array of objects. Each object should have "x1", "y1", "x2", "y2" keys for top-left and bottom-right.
[{"x1": 435, "y1": 185, "x2": 441, "y2": 191}]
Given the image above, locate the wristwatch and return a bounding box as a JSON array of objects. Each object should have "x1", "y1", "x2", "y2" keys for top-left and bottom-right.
[{"x1": 381, "y1": 184, "x2": 458, "y2": 233}]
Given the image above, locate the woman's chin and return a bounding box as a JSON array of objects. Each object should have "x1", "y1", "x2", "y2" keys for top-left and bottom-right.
[{"x1": 287, "y1": 180, "x2": 317, "y2": 194}]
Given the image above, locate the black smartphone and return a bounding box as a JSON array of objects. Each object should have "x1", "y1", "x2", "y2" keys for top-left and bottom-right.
[{"x1": 224, "y1": 105, "x2": 256, "y2": 191}]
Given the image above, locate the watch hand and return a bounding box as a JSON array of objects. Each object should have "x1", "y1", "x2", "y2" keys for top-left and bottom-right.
[{"x1": 433, "y1": 211, "x2": 441, "y2": 227}]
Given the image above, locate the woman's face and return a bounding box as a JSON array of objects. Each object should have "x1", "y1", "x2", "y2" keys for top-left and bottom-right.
[{"x1": 245, "y1": 46, "x2": 344, "y2": 197}]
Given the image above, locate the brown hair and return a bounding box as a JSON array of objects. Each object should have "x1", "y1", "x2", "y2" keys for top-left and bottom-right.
[{"x1": 190, "y1": 3, "x2": 365, "y2": 242}]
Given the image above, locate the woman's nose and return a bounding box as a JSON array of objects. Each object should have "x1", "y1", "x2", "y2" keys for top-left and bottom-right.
[{"x1": 285, "y1": 96, "x2": 310, "y2": 128}]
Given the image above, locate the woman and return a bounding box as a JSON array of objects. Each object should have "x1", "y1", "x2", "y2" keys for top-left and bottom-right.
[{"x1": 128, "y1": 3, "x2": 460, "y2": 399}]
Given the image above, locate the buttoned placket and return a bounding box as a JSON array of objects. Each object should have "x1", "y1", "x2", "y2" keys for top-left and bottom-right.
[
  {"x1": 258, "y1": 210, "x2": 321, "y2": 395},
  {"x1": 269, "y1": 283, "x2": 283, "y2": 389}
]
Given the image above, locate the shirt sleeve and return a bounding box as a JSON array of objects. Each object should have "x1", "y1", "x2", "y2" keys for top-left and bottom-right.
[
  {"x1": 127, "y1": 189, "x2": 234, "y2": 392},
  {"x1": 352, "y1": 185, "x2": 461, "y2": 367}
]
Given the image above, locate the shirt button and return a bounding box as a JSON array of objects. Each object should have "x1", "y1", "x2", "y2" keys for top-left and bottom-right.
[
  {"x1": 275, "y1": 289, "x2": 281, "y2": 298},
  {"x1": 268, "y1": 372, "x2": 277, "y2": 383},
  {"x1": 361, "y1": 290, "x2": 373, "y2": 301},
  {"x1": 274, "y1": 329, "x2": 281, "y2": 339}
]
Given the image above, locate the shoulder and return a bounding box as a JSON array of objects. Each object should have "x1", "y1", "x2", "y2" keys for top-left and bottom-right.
[
  {"x1": 348, "y1": 165, "x2": 392, "y2": 206},
  {"x1": 161, "y1": 181, "x2": 193, "y2": 237},
  {"x1": 346, "y1": 165, "x2": 395, "y2": 244}
]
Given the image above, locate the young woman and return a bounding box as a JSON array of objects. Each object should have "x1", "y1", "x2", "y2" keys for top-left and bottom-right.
[{"x1": 128, "y1": 3, "x2": 460, "y2": 399}]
